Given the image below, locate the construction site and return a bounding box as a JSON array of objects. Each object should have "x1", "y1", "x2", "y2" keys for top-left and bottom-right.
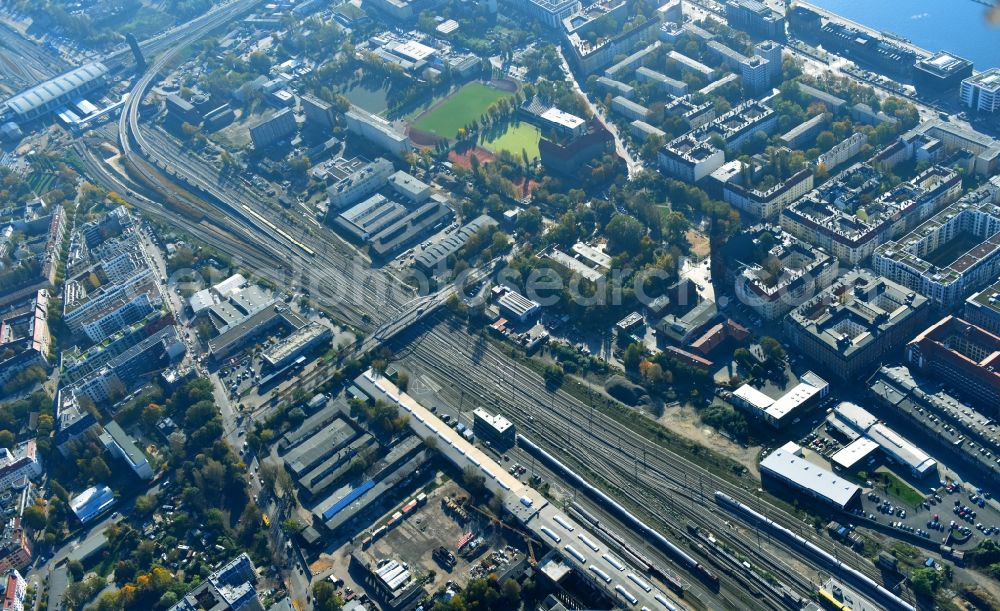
[{"x1": 313, "y1": 476, "x2": 534, "y2": 611}]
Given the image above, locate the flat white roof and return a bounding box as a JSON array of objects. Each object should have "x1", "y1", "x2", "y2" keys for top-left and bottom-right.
[
  {"x1": 766, "y1": 381, "x2": 822, "y2": 420},
  {"x1": 213, "y1": 273, "x2": 247, "y2": 298},
  {"x1": 188, "y1": 289, "x2": 218, "y2": 314},
  {"x1": 831, "y1": 437, "x2": 879, "y2": 470},
  {"x1": 833, "y1": 402, "x2": 936, "y2": 474},
  {"x1": 761, "y1": 444, "x2": 860, "y2": 508},
  {"x1": 540, "y1": 107, "x2": 585, "y2": 131},
  {"x1": 436, "y1": 19, "x2": 459, "y2": 34},
  {"x1": 867, "y1": 423, "x2": 937, "y2": 475},
  {"x1": 732, "y1": 384, "x2": 774, "y2": 410},
  {"x1": 833, "y1": 401, "x2": 878, "y2": 432},
  {"x1": 392, "y1": 40, "x2": 435, "y2": 62},
  {"x1": 473, "y1": 407, "x2": 513, "y2": 433}
]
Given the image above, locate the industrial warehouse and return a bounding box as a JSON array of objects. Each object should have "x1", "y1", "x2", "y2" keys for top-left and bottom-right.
[{"x1": 1, "y1": 62, "x2": 109, "y2": 124}]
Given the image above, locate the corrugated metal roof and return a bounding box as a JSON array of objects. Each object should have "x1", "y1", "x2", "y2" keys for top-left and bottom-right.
[{"x1": 5, "y1": 62, "x2": 108, "y2": 117}]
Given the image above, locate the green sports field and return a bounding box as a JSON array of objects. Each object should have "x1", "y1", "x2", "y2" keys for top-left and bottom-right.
[
  {"x1": 483, "y1": 122, "x2": 542, "y2": 160},
  {"x1": 412, "y1": 83, "x2": 511, "y2": 139}
]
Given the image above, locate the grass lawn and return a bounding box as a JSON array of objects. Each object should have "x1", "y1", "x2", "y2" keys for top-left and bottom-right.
[
  {"x1": 413, "y1": 83, "x2": 511, "y2": 139},
  {"x1": 483, "y1": 122, "x2": 542, "y2": 160},
  {"x1": 877, "y1": 468, "x2": 925, "y2": 507}
]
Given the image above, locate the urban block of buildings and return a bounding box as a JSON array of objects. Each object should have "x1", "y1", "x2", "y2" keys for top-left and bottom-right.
[
  {"x1": 785, "y1": 270, "x2": 930, "y2": 381},
  {"x1": 872, "y1": 176, "x2": 1000, "y2": 307},
  {"x1": 965, "y1": 275, "x2": 1000, "y2": 335},
  {"x1": 724, "y1": 0, "x2": 784, "y2": 41},
  {"x1": 712, "y1": 159, "x2": 814, "y2": 218},
  {"x1": 781, "y1": 164, "x2": 962, "y2": 265},
  {"x1": 506, "y1": 0, "x2": 581, "y2": 29},
  {"x1": 170, "y1": 554, "x2": 262, "y2": 611},
  {"x1": 0, "y1": 442, "x2": 42, "y2": 492},
  {"x1": 816, "y1": 132, "x2": 868, "y2": 173},
  {"x1": 905, "y1": 316, "x2": 1000, "y2": 416},
  {"x1": 0, "y1": 199, "x2": 64, "y2": 309},
  {"x1": 658, "y1": 134, "x2": 725, "y2": 182},
  {"x1": 561, "y1": 0, "x2": 662, "y2": 75},
  {"x1": 729, "y1": 224, "x2": 839, "y2": 321},
  {"x1": 1, "y1": 570, "x2": 26, "y2": 611},
  {"x1": 0, "y1": 519, "x2": 30, "y2": 574},
  {"x1": 897, "y1": 120, "x2": 1000, "y2": 177},
  {"x1": 0, "y1": 289, "x2": 51, "y2": 392}
]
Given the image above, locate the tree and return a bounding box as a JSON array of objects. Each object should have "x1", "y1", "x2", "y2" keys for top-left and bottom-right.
[
  {"x1": 909, "y1": 566, "x2": 942, "y2": 599},
  {"x1": 623, "y1": 342, "x2": 643, "y2": 372},
  {"x1": 0, "y1": 430, "x2": 14, "y2": 449},
  {"x1": 158, "y1": 591, "x2": 180, "y2": 608},
  {"x1": 287, "y1": 155, "x2": 311, "y2": 181},
  {"x1": 501, "y1": 578, "x2": 522, "y2": 605},
  {"x1": 248, "y1": 52, "x2": 271, "y2": 74},
  {"x1": 816, "y1": 130, "x2": 837, "y2": 151},
  {"x1": 543, "y1": 364, "x2": 564, "y2": 390},
  {"x1": 68, "y1": 559, "x2": 85, "y2": 580},
  {"x1": 759, "y1": 336, "x2": 786, "y2": 364},
  {"x1": 662, "y1": 210, "x2": 690, "y2": 247},
  {"x1": 135, "y1": 493, "x2": 158, "y2": 517},
  {"x1": 605, "y1": 214, "x2": 645, "y2": 256},
  {"x1": 141, "y1": 403, "x2": 163, "y2": 430},
  {"x1": 313, "y1": 580, "x2": 344, "y2": 611},
  {"x1": 22, "y1": 504, "x2": 46, "y2": 529},
  {"x1": 462, "y1": 465, "x2": 488, "y2": 498},
  {"x1": 180, "y1": 122, "x2": 199, "y2": 140}
]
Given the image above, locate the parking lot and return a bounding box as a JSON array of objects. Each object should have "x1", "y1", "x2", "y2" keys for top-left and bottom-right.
[
  {"x1": 792, "y1": 420, "x2": 1000, "y2": 552},
  {"x1": 217, "y1": 353, "x2": 264, "y2": 401},
  {"x1": 853, "y1": 479, "x2": 1000, "y2": 551}
]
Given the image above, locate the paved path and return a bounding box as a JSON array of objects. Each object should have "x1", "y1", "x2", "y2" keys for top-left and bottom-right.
[{"x1": 556, "y1": 47, "x2": 643, "y2": 179}]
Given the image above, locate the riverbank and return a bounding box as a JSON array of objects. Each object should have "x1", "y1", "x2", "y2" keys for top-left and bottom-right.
[{"x1": 797, "y1": 0, "x2": 934, "y2": 60}]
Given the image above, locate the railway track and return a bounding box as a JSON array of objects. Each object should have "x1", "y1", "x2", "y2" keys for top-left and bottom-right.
[
  {"x1": 521, "y1": 418, "x2": 816, "y2": 611},
  {"x1": 394, "y1": 320, "x2": 888, "y2": 594},
  {"x1": 75, "y1": 141, "x2": 281, "y2": 273},
  {"x1": 115, "y1": 18, "x2": 419, "y2": 331}
]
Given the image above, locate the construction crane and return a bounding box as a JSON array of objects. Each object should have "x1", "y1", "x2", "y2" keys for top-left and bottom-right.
[{"x1": 466, "y1": 503, "x2": 543, "y2": 566}]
